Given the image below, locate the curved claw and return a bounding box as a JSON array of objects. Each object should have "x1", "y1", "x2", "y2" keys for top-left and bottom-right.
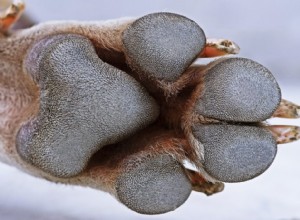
[
  {"x1": 266, "y1": 125, "x2": 300, "y2": 144},
  {"x1": 199, "y1": 38, "x2": 240, "y2": 58},
  {"x1": 0, "y1": 0, "x2": 12, "y2": 11},
  {"x1": 272, "y1": 99, "x2": 300, "y2": 119},
  {"x1": 185, "y1": 168, "x2": 224, "y2": 196},
  {"x1": 0, "y1": 0, "x2": 25, "y2": 33}
]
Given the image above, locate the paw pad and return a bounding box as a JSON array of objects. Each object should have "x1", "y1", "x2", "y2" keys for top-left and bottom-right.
[
  {"x1": 193, "y1": 124, "x2": 277, "y2": 182},
  {"x1": 195, "y1": 58, "x2": 281, "y2": 122},
  {"x1": 17, "y1": 34, "x2": 159, "y2": 177},
  {"x1": 116, "y1": 155, "x2": 192, "y2": 214},
  {"x1": 123, "y1": 12, "x2": 205, "y2": 82}
]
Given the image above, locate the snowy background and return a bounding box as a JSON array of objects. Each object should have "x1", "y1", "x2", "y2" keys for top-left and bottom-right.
[{"x1": 0, "y1": 0, "x2": 299, "y2": 219}]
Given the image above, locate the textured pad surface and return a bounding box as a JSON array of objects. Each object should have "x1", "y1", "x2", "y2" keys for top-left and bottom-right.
[
  {"x1": 116, "y1": 155, "x2": 192, "y2": 214},
  {"x1": 193, "y1": 124, "x2": 277, "y2": 182},
  {"x1": 17, "y1": 34, "x2": 159, "y2": 177},
  {"x1": 123, "y1": 12, "x2": 206, "y2": 81},
  {"x1": 195, "y1": 58, "x2": 281, "y2": 122}
]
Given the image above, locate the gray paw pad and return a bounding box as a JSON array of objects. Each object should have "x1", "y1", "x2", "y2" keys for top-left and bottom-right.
[
  {"x1": 116, "y1": 155, "x2": 192, "y2": 214},
  {"x1": 123, "y1": 12, "x2": 206, "y2": 82},
  {"x1": 16, "y1": 34, "x2": 159, "y2": 177},
  {"x1": 193, "y1": 124, "x2": 277, "y2": 182},
  {"x1": 195, "y1": 58, "x2": 281, "y2": 122}
]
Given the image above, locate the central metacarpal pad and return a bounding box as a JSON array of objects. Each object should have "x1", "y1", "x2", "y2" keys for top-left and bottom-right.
[{"x1": 17, "y1": 34, "x2": 159, "y2": 177}]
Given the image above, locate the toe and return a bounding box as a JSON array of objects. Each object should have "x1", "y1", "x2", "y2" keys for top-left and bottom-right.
[
  {"x1": 195, "y1": 58, "x2": 281, "y2": 122},
  {"x1": 116, "y1": 155, "x2": 192, "y2": 214},
  {"x1": 192, "y1": 124, "x2": 277, "y2": 182},
  {"x1": 122, "y1": 12, "x2": 206, "y2": 82}
]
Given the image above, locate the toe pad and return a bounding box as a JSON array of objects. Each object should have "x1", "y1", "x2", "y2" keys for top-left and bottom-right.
[
  {"x1": 195, "y1": 58, "x2": 281, "y2": 122},
  {"x1": 193, "y1": 124, "x2": 277, "y2": 182},
  {"x1": 123, "y1": 12, "x2": 206, "y2": 82},
  {"x1": 116, "y1": 155, "x2": 192, "y2": 214}
]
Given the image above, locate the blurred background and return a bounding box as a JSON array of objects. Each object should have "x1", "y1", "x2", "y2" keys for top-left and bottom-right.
[{"x1": 0, "y1": 0, "x2": 299, "y2": 219}]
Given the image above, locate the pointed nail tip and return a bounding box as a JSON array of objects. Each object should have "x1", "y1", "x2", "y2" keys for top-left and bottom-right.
[
  {"x1": 231, "y1": 41, "x2": 240, "y2": 54},
  {"x1": 296, "y1": 109, "x2": 300, "y2": 118},
  {"x1": 218, "y1": 182, "x2": 225, "y2": 192}
]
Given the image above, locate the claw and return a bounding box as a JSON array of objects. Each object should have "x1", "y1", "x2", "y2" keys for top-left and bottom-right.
[
  {"x1": 199, "y1": 38, "x2": 240, "y2": 58},
  {"x1": 266, "y1": 125, "x2": 300, "y2": 144},
  {"x1": 185, "y1": 168, "x2": 224, "y2": 195},
  {"x1": 0, "y1": 0, "x2": 25, "y2": 33},
  {"x1": 272, "y1": 99, "x2": 300, "y2": 119},
  {"x1": 0, "y1": 0, "x2": 12, "y2": 11}
]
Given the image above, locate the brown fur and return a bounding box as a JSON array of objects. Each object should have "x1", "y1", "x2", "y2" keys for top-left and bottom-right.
[{"x1": 158, "y1": 64, "x2": 219, "y2": 169}]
